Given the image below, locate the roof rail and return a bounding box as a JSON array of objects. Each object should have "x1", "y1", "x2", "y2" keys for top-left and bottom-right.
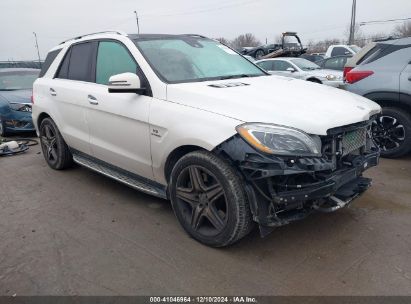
[{"x1": 59, "y1": 30, "x2": 128, "y2": 45}]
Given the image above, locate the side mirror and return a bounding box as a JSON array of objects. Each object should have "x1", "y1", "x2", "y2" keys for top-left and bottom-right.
[
  {"x1": 344, "y1": 51, "x2": 351, "y2": 55},
  {"x1": 108, "y1": 72, "x2": 146, "y2": 94},
  {"x1": 286, "y1": 67, "x2": 296, "y2": 73}
]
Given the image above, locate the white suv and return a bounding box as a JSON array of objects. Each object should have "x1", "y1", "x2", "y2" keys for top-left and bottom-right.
[{"x1": 33, "y1": 31, "x2": 381, "y2": 247}]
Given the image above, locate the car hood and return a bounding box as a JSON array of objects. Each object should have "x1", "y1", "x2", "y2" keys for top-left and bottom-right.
[
  {"x1": 166, "y1": 75, "x2": 381, "y2": 135},
  {"x1": 0, "y1": 89, "x2": 31, "y2": 104}
]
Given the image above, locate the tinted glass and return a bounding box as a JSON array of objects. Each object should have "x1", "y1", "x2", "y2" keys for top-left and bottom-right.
[
  {"x1": 0, "y1": 70, "x2": 40, "y2": 90},
  {"x1": 96, "y1": 41, "x2": 137, "y2": 85},
  {"x1": 134, "y1": 37, "x2": 265, "y2": 83},
  {"x1": 56, "y1": 48, "x2": 71, "y2": 79},
  {"x1": 67, "y1": 42, "x2": 94, "y2": 82},
  {"x1": 331, "y1": 47, "x2": 348, "y2": 56},
  {"x1": 39, "y1": 49, "x2": 61, "y2": 77}
]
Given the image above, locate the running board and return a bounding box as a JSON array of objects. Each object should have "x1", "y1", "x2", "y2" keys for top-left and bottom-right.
[{"x1": 71, "y1": 150, "x2": 167, "y2": 200}]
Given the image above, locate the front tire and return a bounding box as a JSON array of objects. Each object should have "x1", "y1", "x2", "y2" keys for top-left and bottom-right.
[
  {"x1": 372, "y1": 107, "x2": 411, "y2": 158},
  {"x1": 169, "y1": 150, "x2": 253, "y2": 247},
  {"x1": 39, "y1": 118, "x2": 73, "y2": 170}
]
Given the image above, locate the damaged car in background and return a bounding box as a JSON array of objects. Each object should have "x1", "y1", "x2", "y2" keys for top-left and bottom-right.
[
  {"x1": 33, "y1": 32, "x2": 380, "y2": 247},
  {"x1": 0, "y1": 68, "x2": 39, "y2": 136}
]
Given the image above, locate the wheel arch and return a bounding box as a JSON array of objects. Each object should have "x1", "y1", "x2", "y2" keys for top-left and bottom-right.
[
  {"x1": 164, "y1": 145, "x2": 207, "y2": 182},
  {"x1": 36, "y1": 112, "x2": 51, "y2": 130},
  {"x1": 306, "y1": 77, "x2": 322, "y2": 84},
  {"x1": 364, "y1": 92, "x2": 411, "y2": 115}
]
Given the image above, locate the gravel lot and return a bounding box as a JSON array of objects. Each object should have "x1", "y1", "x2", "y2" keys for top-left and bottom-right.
[{"x1": 1, "y1": 142, "x2": 410, "y2": 296}]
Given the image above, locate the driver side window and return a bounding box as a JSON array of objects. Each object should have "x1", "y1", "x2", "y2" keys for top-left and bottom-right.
[{"x1": 96, "y1": 41, "x2": 137, "y2": 85}]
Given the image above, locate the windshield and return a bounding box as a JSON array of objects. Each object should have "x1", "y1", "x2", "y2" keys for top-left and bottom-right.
[
  {"x1": 134, "y1": 37, "x2": 266, "y2": 83},
  {"x1": 350, "y1": 45, "x2": 361, "y2": 53},
  {"x1": 290, "y1": 58, "x2": 321, "y2": 71},
  {"x1": 0, "y1": 70, "x2": 39, "y2": 90}
]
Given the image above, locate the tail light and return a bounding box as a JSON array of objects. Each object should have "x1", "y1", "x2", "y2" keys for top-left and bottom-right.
[
  {"x1": 343, "y1": 67, "x2": 353, "y2": 81},
  {"x1": 31, "y1": 89, "x2": 34, "y2": 104},
  {"x1": 345, "y1": 70, "x2": 374, "y2": 84}
]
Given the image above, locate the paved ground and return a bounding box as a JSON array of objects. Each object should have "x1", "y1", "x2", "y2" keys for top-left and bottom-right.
[{"x1": 1, "y1": 141, "x2": 410, "y2": 296}]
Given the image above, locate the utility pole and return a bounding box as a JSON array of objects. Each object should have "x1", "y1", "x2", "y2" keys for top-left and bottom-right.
[
  {"x1": 33, "y1": 32, "x2": 42, "y2": 68},
  {"x1": 348, "y1": 0, "x2": 357, "y2": 44},
  {"x1": 134, "y1": 11, "x2": 140, "y2": 34}
]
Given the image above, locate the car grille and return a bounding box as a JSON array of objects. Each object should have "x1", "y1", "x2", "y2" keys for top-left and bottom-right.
[{"x1": 341, "y1": 127, "x2": 367, "y2": 156}]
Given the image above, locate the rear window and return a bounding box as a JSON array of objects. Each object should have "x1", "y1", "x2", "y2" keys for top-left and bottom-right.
[
  {"x1": 357, "y1": 43, "x2": 404, "y2": 65},
  {"x1": 39, "y1": 49, "x2": 61, "y2": 77},
  {"x1": 55, "y1": 42, "x2": 96, "y2": 82}
]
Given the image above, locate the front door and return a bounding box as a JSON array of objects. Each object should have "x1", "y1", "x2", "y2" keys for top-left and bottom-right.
[{"x1": 86, "y1": 40, "x2": 153, "y2": 180}]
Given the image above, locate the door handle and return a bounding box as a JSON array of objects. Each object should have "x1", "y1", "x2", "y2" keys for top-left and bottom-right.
[
  {"x1": 87, "y1": 94, "x2": 98, "y2": 105},
  {"x1": 50, "y1": 88, "x2": 57, "y2": 96}
]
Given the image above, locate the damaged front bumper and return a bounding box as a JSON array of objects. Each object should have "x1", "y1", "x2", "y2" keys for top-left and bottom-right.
[{"x1": 214, "y1": 120, "x2": 379, "y2": 237}]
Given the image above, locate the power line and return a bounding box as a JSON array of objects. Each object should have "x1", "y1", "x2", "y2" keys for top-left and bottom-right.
[
  {"x1": 140, "y1": 0, "x2": 258, "y2": 18},
  {"x1": 360, "y1": 17, "x2": 411, "y2": 26}
]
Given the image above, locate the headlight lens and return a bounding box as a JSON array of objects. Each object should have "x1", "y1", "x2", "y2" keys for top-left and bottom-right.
[
  {"x1": 326, "y1": 74, "x2": 336, "y2": 81},
  {"x1": 236, "y1": 123, "x2": 321, "y2": 156},
  {"x1": 9, "y1": 103, "x2": 32, "y2": 112}
]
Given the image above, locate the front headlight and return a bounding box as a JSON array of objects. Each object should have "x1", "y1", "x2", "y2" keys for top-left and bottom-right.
[
  {"x1": 326, "y1": 74, "x2": 336, "y2": 81},
  {"x1": 236, "y1": 123, "x2": 321, "y2": 156},
  {"x1": 9, "y1": 103, "x2": 32, "y2": 112}
]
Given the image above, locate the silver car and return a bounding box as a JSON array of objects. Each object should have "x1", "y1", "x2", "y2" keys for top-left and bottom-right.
[
  {"x1": 255, "y1": 57, "x2": 343, "y2": 87},
  {"x1": 345, "y1": 37, "x2": 411, "y2": 158}
]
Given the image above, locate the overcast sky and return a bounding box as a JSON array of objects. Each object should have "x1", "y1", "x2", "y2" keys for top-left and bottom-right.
[{"x1": 1, "y1": 0, "x2": 410, "y2": 60}]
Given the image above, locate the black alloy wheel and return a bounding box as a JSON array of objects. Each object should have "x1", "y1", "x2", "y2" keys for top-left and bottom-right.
[
  {"x1": 39, "y1": 118, "x2": 73, "y2": 169},
  {"x1": 371, "y1": 107, "x2": 411, "y2": 158},
  {"x1": 41, "y1": 123, "x2": 58, "y2": 164},
  {"x1": 170, "y1": 150, "x2": 253, "y2": 247},
  {"x1": 175, "y1": 165, "x2": 227, "y2": 235}
]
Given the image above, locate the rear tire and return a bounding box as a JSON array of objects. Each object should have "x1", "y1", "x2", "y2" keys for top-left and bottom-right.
[
  {"x1": 372, "y1": 107, "x2": 411, "y2": 158},
  {"x1": 39, "y1": 118, "x2": 73, "y2": 170},
  {"x1": 169, "y1": 150, "x2": 253, "y2": 247}
]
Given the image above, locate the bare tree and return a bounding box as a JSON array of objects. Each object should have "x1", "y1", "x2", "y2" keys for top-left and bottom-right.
[
  {"x1": 393, "y1": 21, "x2": 411, "y2": 38},
  {"x1": 231, "y1": 33, "x2": 261, "y2": 49}
]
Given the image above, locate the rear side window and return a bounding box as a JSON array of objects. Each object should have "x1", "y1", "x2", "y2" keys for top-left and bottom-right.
[
  {"x1": 96, "y1": 41, "x2": 137, "y2": 85},
  {"x1": 331, "y1": 47, "x2": 348, "y2": 57},
  {"x1": 39, "y1": 49, "x2": 61, "y2": 77},
  {"x1": 357, "y1": 43, "x2": 402, "y2": 65},
  {"x1": 56, "y1": 42, "x2": 95, "y2": 82}
]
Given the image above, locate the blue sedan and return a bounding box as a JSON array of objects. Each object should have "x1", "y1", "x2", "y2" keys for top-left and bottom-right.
[{"x1": 0, "y1": 68, "x2": 40, "y2": 136}]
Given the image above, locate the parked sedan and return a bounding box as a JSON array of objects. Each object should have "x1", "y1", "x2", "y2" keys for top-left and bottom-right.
[
  {"x1": 316, "y1": 55, "x2": 352, "y2": 71},
  {"x1": 255, "y1": 57, "x2": 343, "y2": 87},
  {"x1": 0, "y1": 68, "x2": 39, "y2": 136}
]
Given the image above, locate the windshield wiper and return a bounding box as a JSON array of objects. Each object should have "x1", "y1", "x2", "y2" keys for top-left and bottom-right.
[{"x1": 218, "y1": 74, "x2": 252, "y2": 80}]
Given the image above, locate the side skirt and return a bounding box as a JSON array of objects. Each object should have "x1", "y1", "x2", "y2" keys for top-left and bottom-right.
[{"x1": 71, "y1": 149, "x2": 168, "y2": 200}]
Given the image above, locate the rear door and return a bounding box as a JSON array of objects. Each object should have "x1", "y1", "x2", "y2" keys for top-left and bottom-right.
[
  {"x1": 86, "y1": 40, "x2": 154, "y2": 179},
  {"x1": 399, "y1": 51, "x2": 411, "y2": 102},
  {"x1": 49, "y1": 41, "x2": 97, "y2": 155}
]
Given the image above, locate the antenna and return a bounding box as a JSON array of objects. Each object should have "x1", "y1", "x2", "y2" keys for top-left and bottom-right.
[{"x1": 33, "y1": 32, "x2": 42, "y2": 68}]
